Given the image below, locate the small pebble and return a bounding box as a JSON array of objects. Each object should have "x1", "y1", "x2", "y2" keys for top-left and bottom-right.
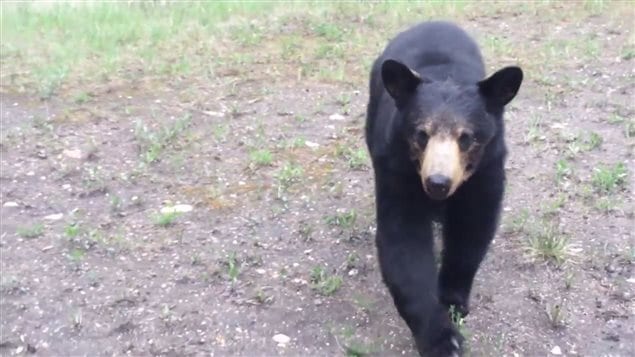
[
  {"x1": 160, "y1": 204, "x2": 193, "y2": 214},
  {"x1": 551, "y1": 346, "x2": 562, "y2": 355},
  {"x1": 329, "y1": 113, "x2": 345, "y2": 121},
  {"x1": 272, "y1": 333, "x2": 290, "y2": 346},
  {"x1": 44, "y1": 213, "x2": 63, "y2": 220},
  {"x1": 3, "y1": 201, "x2": 18, "y2": 208},
  {"x1": 63, "y1": 148, "x2": 82, "y2": 159}
]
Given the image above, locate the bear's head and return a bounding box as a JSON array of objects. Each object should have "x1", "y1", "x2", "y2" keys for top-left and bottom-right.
[{"x1": 381, "y1": 59, "x2": 523, "y2": 200}]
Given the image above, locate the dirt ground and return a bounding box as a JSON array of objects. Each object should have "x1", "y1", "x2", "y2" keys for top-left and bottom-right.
[{"x1": 1, "y1": 2, "x2": 634, "y2": 357}]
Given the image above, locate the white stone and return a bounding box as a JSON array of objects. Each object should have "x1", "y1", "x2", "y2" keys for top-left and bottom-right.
[
  {"x1": 329, "y1": 113, "x2": 345, "y2": 121},
  {"x1": 3, "y1": 201, "x2": 18, "y2": 208},
  {"x1": 272, "y1": 333, "x2": 290, "y2": 345},
  {"x1": 160, "y1": 204, "x2": 193, "y2": 214},
  {"x1": 44, "y1": 213, "x2": 63, "y2": 220},
  {"x1": 63, "y1": 148, "x2": 82, "y2": 159},
  {"x1": 551, "y1": 346, "x2": 562, "y2": 355}
]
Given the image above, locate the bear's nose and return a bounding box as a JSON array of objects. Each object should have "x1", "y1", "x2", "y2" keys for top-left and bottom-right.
[{"x1": 425, "y1": 174, "x2": 451, "y2": 200}]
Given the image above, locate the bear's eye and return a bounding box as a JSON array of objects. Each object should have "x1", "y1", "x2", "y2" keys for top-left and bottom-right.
[
  {"x1": 458, "y1": 133, "x2": 474, "y2": 151},
  {"x1": 416, "y1": 130, "x2": 429, "y2": 148}
]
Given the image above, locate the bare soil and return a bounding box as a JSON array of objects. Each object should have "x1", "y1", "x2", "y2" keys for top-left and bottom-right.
[{"x1": 1, "y1": 3, "x2": 633, "y2": 357}]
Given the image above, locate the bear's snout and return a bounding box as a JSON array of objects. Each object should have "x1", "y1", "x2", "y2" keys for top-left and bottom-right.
[{"x1": 424, "y1": 174, "x2": 451, "y2": 200}]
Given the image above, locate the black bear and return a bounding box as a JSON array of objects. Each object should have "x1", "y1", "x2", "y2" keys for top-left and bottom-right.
[{"x1": 365, "y1": 21, "x2": 523, "y2": 356}]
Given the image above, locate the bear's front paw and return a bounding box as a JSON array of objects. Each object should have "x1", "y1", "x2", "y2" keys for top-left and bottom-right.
[{"x1": 415, "y1": 322, "x2": 464, "y2": 357}]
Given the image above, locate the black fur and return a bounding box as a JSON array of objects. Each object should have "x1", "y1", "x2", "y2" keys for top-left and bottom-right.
[{"x1": 365, "y1": 21, "x2": 522, "y2": 356}]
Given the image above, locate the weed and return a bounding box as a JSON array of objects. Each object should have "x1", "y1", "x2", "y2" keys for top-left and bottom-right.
[
  {"x1": 449, "y1": 305, "x2": 466, "y2": 333},
  {"x1": 227, "y1": 252, "x2": 239, "y2": 282},
  {"x1": 555, "y1": 159, "x2": 572, "y2": 184},
  {"x1": 64, "y1": 223, "x2": 81, "y2": 238},
  {"x1": 275, "y1": 162, "x2": 303, "y2": 198},
  {"x1": 607, "y1": 113, "x2": 625, "y2": 124},
  {"x1": 505, "y1": 208, "x2": 529, "y2": 234},
  {"x1": 594, "y1": 196, "x2": 619, "y2": 214},
  {"x1": 526, "y1": 222, "x2": 571, "y2": 265},
  {"x1": 249, "y1": 149, "x2": 273, "y2": 167},
  {"x1": 73, "y1": 91, "x2": 91, "y2": 104},
  {"x1": 191, "y1": 254, "x2": 202, "y2": 266},
  {"x1": 586, "y1": 131, "x2": 603, "y2": 150},
  {"x1": 289, "y1": 137, "x2": 307, "y2": 148},
  {"x1": 313, "y1": 22, "x2": 344, "y2": 41},
  {"x1": 345, "y1": 252, "x2": 359, "y2": 270},
  {"x1": 298, "y1": 221, "x2": 314, "y2": 242},
  {"x1": 625, "y1": 121, "x2": 635, "y2": 138},
  {"x1": 336, "y1": 144, "x2": 369, "y2": 170},
  {"x1": 351, "y1": 294, "x2": 373, "y2": 312},
  {"x1": 153, "y1": 211, "x2": 179, "y2": 227},
  {"x1": 542, "y1": 195, "x2": 566, "y2": 218},
  {"x1": 525, "y1": 116, "x2": 544, "y2": 144},
  {"x1": 449, "y1": 305, "x2": 470, "y2": 352},
  {"x1": 545, "y1": 301, "x2": 566, "y2": 329},
  {"x1": 110, "y1": 195, "x2": 123, "y2": 213},
  {"x1": 564, "y1": 271, "x2": 575, "y2": 290},
  {"x1": 17, "y1": 223, "x2": 44, "y2": 239},
  {"x1": 253, "y1": 288, "x2": 273, "y2": 305},
  {"x1": 212, "y1": 123, "x2": 229, "y2": 142},
  {"x1": 310, "y1": 266, "x2": 343, "y2": 296},
  {"x1": 622, "y1": 46, "x2": 635, "y2": 60},
  {"x1": 134, "y1": 114, "x2": 191, "y2": 164},
  {"x1": 68, "y1": 248, "x2": 85, "y2": 262},
  {"x1": 72, "y1": 309, "x2": 83, "y2": 330},
  {"x1": 592, "y1": 163, "x2": 627, "y2": 193},
  {"x1": 326, "y1": 209, "x2": 357, "y2": 229}
]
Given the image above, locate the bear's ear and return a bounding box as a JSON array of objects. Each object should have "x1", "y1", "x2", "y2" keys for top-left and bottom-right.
[
  {"x1": 478, "y1": 66, "x2": 523, "y2": 108},
  {"x1": 381, "y1": 59, "x2": 422, "y2": 106}
]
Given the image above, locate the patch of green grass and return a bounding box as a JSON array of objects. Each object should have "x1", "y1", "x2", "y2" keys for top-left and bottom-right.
[
  {"x1": 16, "y1": 223, "x2": 44, "y2": 239},
  {"x1": 591, "y1": 163, "x2": 627, "y2": 193},
  {"x1": 134, "y1": 114, "x2": 191, "y2": 164},
  {"x1": 153, "y1": 211, "x2": 179, "y2": 227},
  {"x1": 607, "y1": 113, "x2": 625, "y2": 124},
  {"x1": 73, "y1": 91, "x2": 91, "y2": 104},
  {"x1": 526, "y1": 221, "x2": 572, "y2": 265},
  {"x1": 110, "y1": 195, "x2": 123, "y2": 214},
  {"x1": 2, "y1": 2, "x2": 278, "y2": 93},
  {"x1": 622, "y1": 46, "x2": 635, "y2": 60},
  {"x1": 524, "y1": 116, "x2": 544, "y2": 144},
  {"x1": 68, "y1": 248, "x2": 85, "y2": 262},
  {"x1": 555, "y1": 159, "x2": 572, "y2": 184},
  {"x1": 212, "y1": 123, "x2": 230, "y2": 142},
  {"x1": 335, "y1": 144, "x2": 369, "y2": 170},
  {"x1": 310, "y1": 266, "x2": 342, "y2": 296},
  {"x1": 541, "y1": 194, "x2": 566, "y2": 218},
  {"x1": 227, "y1": 252, "x2": 239, "y2": 282},
  {"x1": 625, "y1": 121, "x2": 635, "y2": 138},
  {"x1": 330, "y1": 324, "x2": 377, "y2": 357},
  {"x1": 64, "y1": 223, "x2": 81, "y2": 238},
  {"x1": 586, "y1": 131, "x2": 603, "y2": 150},
  {"x1": 249, "y1": 149, "x2": 273, "y2": 167},
  {"x1": 312, "y1": 22, "x2": 345, "y2": 41},
  {"x1": 326, "y1": 209, "x2": 357, "y2": 229},
  {"x1": 505, "y1": 208, "x2": 529, "y2": 234},
  {"x1": 594, "y1": 196, "x2": 620, "y2": 214},
  {"x1": 275, "y1": 162, "x2": 304, "y2": 199}
]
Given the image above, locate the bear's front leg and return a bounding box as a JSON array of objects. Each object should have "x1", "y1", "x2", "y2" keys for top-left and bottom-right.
[
  {"x1": 439, "y1": 165, "x2": 505, "y2": 317},
  {"x1": 376, "y1": 217, "x2": 463, "y2": 357}
]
